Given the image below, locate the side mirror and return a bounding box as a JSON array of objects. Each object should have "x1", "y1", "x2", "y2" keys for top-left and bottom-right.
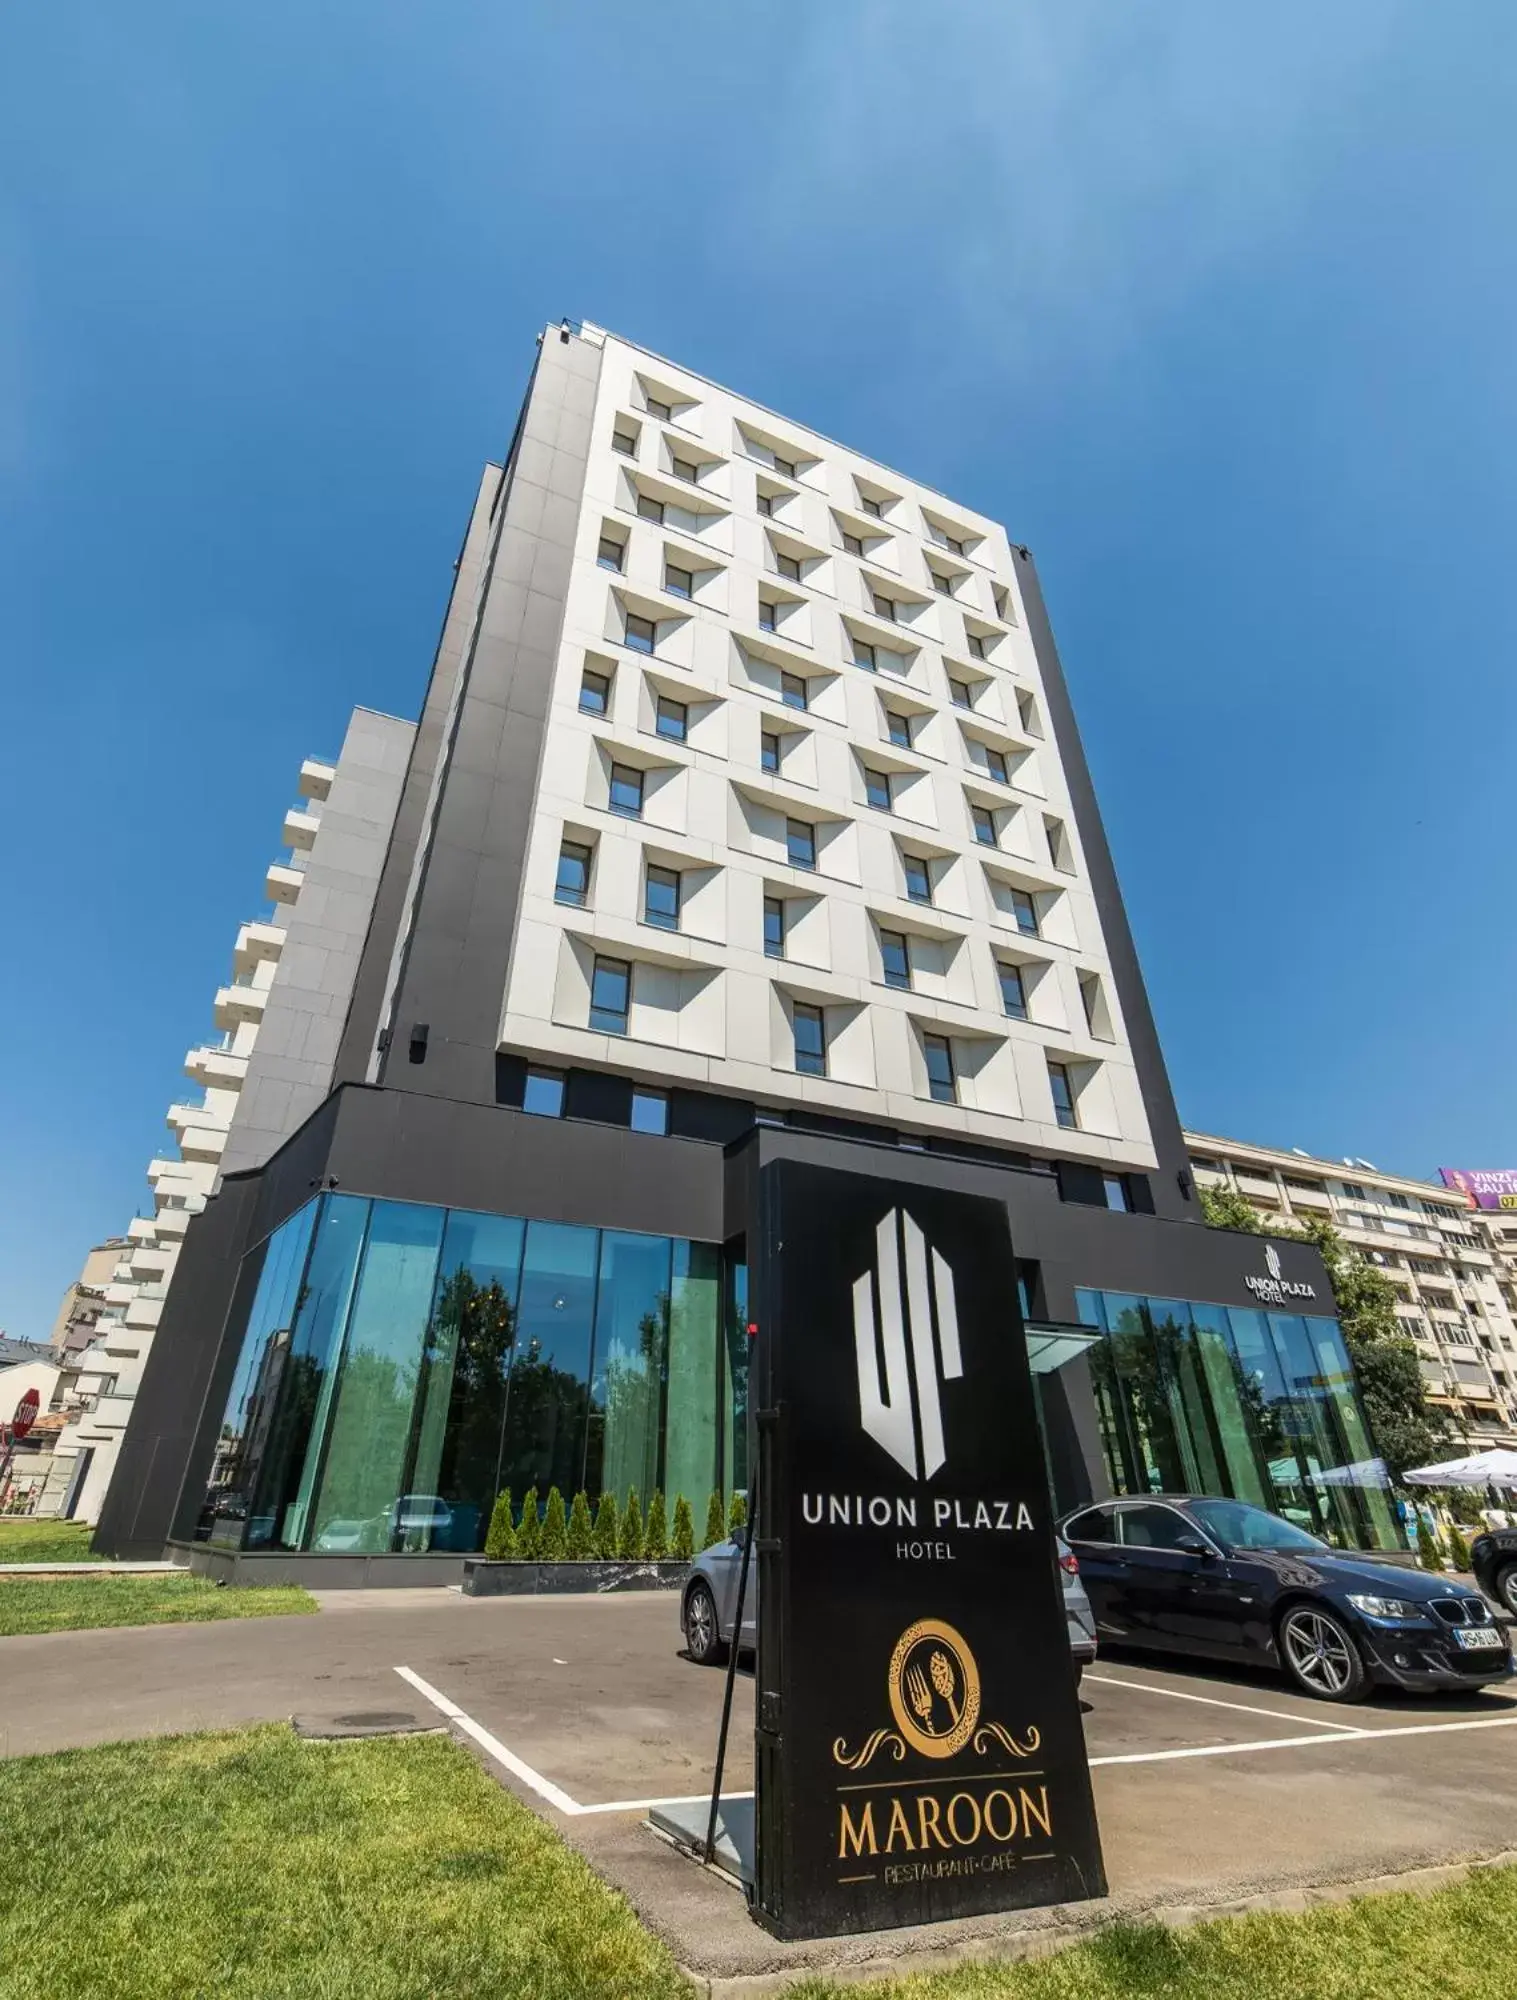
[{"x1": 1176, "y1": 1533, "x2": 1215, "y2": 1559}]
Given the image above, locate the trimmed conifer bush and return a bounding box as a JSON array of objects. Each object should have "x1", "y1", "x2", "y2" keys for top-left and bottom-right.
[
  {"x1": 566, "y1": 1490, "x2": 595, "y2": 1560},
  {"x1": 516, "y1": 1485, "x2": 541, "y2": 1561},
  {"x1": 702, "y1": 1490, "x2": 726, "y2": 1550},
  {"x1": 1447, "y1": 1522, "x2": 1473, "y2": 1573},
  {"x1": 1416, "y1": 1515, "x2": 1442, "y2": 1570},
  {"x1": 540, "y1": 1486, "x2": 568, "y2": 1561},
  {"x1": 620, "y1": 1489, "x2": 644, "y2": 1561},
  {"x1": 484, "y1": 1489, "x2": 517, "y2": 1561},
  {"x1": 728, "y1": 1490, "x2": 748, "y2": 1536},
  {"x1": 671, "y1": 1494, "x2": 695, "y2": 1563},
  {"x1": 593, "y1": 1490, "x2": 620, "y2": 1560},
  {"x1": 644, "y1": 1489, "x2": 669, "y2": 1560}
]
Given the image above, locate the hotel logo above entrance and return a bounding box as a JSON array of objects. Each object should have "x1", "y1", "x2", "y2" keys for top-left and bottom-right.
[{"x1": 1244, "y1": 1241, "x2": 1317, "y2": 1306}]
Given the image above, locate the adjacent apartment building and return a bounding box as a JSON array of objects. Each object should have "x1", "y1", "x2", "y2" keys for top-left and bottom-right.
[
  {"x1": 45, "y1": 715, "x2": 413, "y2": 1522},
  {"x1": 94, "y1": 322, "x2": 1404, "y2": 1569},
  {"x1": 1184, "y1": 1133, "x2": 1517, "y2": 1447}
]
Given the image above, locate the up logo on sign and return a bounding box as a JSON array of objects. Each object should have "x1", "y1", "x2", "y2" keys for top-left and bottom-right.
[{"x1": 853, "y1": 1209, "x2": 962, "y2": 1481}]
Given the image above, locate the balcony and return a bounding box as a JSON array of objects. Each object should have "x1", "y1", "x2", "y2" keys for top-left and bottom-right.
[
  {"x1": 124, "y1": 1293, "x2": 164, "y2": 1331},
  {"x1": 152, "y1": 1208, "x2": 193, "y2": 1239},
  {"x1": 265, "y1": 859, "x2": 306, "y2": 905},
  {"x1": 103, "y1": 1281, "x2": 136, "y2": 1308},
  {"x1": 184, "y1": 1043, "x2": 249, "y2": 1089},
  {"x1": 167, "y1": 1104, "x2": 228, "y2": 1163},
  {"x1": 233, "y1": 920, "x2": 286, "y2": 978},
  {"x1": 299, "y1": 757, "x2": 337, "y2": 802},
  {"x1": 213, "y1": 982, "x2": 269, "y2": 1032},
  {"x1": 282, "y1": 806, "x2": 321, "y2": 851},
  {"x1": 1283, "y1": 1185, "x2": 1332, "y2": 1213}
]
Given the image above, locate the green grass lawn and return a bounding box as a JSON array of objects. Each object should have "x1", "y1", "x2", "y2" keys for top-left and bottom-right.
[
  {"x1": 0, "y1": 1572, "x2": 315, "y2": 1636},
  {"x1": 0, "y1": 1726, "x2": 690, "y2": 2000},
  {"x1": 790, "y1": 1866, "x2": 1517, "y2": 2000},
  {"x1": 0, "y1": 1519, "x2": 96, "y2": 1564}
]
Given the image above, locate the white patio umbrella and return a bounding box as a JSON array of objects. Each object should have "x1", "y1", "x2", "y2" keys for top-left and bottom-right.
[{"x1": 1401, "y1": 1448, "x2": 1517, "y2": 1489}]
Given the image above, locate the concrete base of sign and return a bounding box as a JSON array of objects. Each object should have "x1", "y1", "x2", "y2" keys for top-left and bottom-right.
[{"x1": 648, "y1": 1794, "x2": 755, "y2": 1888}]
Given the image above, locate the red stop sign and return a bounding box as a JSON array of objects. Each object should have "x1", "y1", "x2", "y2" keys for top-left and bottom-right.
[{"x1": 11, "y1": 1389, "x2": 40, "y2": 1440}]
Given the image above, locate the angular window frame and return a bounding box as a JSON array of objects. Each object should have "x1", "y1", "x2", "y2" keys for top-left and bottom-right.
[
  {"x1": 793, "y1": 1002, "x2": 827, "y2": 1076},
  {"x1": 655, "y1": 695, "x2": 688, "y2": 743},
  {"x1": 643, "y1": 864, "x2": 682, "y2": 932},
  {"x1": 590, "y1": 956, "x2": 632, "y2": 1036},
  {"x1": 555, "y1": 840, "x2": 592, "y2": 908},
  {"x1": 624, "y1": 611, "x2": 657, "y2": 656},
  {"x1": 924, "y1": 1033, "x2": 957, "y2": 1104},
  {"x1": 579, "y1": 669, "x2": 612, "y2": 717},
  {"x1": 608, "y1": 763, "x2": 644, "y2": 818},
  {"x1": 880, "y1": 928, "x2": 911, "y2": 991},
  {"x1": 786, "y1": 818, "x2": 816, "y2": 871}
]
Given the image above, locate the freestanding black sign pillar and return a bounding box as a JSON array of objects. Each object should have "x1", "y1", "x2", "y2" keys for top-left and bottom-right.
[{"x1": 752, "y1": 1160, "x2": 1105, "y2": 1939}]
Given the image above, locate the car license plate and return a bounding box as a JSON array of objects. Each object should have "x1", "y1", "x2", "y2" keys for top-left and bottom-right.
[{"x1": 1453, "y1": 1626, "x2": 1505, "y2": 1650}]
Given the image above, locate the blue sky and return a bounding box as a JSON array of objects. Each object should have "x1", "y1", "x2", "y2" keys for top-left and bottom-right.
[{"x1": 3, "y1": 2, "x2": 1515, "y2": 1339}]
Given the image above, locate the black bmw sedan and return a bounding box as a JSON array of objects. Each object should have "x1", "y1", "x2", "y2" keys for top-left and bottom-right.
[{"x1": 1060, "y1": 1494, "x2": 1513, "y2": 1702}]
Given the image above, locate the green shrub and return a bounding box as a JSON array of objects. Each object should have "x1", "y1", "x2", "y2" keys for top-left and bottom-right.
[
  {"x1": 592, "y1": 1491, "x2": 620, "y2": 1560},
  {"x1": 728, "y1": 1490, "x2": 748, "y2": 1536},
  {"x1": 644, "y1": 1490, "x2": 669, "y2": 1560},
  {"x1": 702, "y1": 1491, "x2": 726, "y2": 1550},
  {"x1": 619, "y1": 1490, "x2": 644, "y2": 1561},
  {"x1": 516, "y1": 1486, "x2": 541, "y2": 1561},
  {"x1": 1447, "y1": 1522, "x2": 1473, "y2": 1573},
  {"x1": 540, "y1": 1487, "x2": 568, "y2": 1562},
  {"x1": 483, "y1": 1489, "x2": 517, "y2": 1561},
  {"x1": 671, "y1": 1495, "x2": 695, "y2": 1562},
  {"x1": 566, "y1": 1491, "x2": 594, "y2": 1560},
  {"x1": 1415, "y1": 1515, "x2": 1442, "y2": 1570}
]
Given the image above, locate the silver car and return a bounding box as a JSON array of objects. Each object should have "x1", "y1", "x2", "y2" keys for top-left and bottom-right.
[{"x1": 681, "y1": 1529, "x2": 1098, "y2": 1680}]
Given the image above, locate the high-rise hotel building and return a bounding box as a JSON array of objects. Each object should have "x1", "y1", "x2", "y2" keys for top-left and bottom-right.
[{"x1": 98, "y1": 323, "x2": 1402, "y2": 1568}]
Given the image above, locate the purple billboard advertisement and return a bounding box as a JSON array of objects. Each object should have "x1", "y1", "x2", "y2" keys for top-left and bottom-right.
[{"x1": 1438, "y1": 1168, "x2": 1517, "y2": 1212}]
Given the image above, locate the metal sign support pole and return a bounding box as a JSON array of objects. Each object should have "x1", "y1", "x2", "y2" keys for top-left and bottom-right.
[{"x1": 703, "y1": 1459, "x2": 758, "y2": 1867}]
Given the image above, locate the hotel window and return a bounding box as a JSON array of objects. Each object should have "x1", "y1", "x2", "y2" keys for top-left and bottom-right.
[
  {"x1": 664, "y1": 562, "x2": 693, "y2": 599},
  {"x1": 966, "y1": 632, "x2": 987, "y2": 660},
  {"x1": 864, "y1": 766, "x2": 893, "y2": 812},
  {"x1": 630, "y1": 1086, "x2": 668, "y2": 1134},
  {"x1": 1079, "y1": 972, "x2": 1104, "y2": 1035},
  {"x1": 579, "y1": 668, "x2": 611, "y2": 716},
  {"x1": 644, "y1": 864, "x2": 681, "y2": 931},
  {"x1": 842, "y1": 530, "x2": 863, "y2": 558},
  {"x1": 776, "y1": 551, "x2": 802, "y2": 582},
  {"x1": 871, "y1": 592, "x2": 898, "y2": 623},
  {"x1": 984, "y1": 746, "x2": 1009, "y2": 785},
  {"x1": 555, "y1": 840, "x2": 592, "y2": 907},
  {"x1": 903, "y1": 853, "x2": 932, "y2": 904},
  {"x1": 971, "y1": 804, "x2": 996, "y2": 847},
  {"x1": 645, "y1": 395, "x2": 671, "y2": 422},
  {"x1": 880, "y1": 929, "x2": 911, "y2": 990},
  {"x1": 786, "y1": 819, "x2": 816, "y2": 870},
  {"x1": 761, "y1": 730, "x2": 780, "y2": 773},
  {"x1": 1103, "y1": 1175, "x2": 1130, "y2": 1213},
  {"x1": 772, "y1": 453, "x2": 797, "y2": 481},
  {"x1": 1018, "y1": 691, "x2": 1039, "y2": 734},
  {"x1": 522, "y1": 1068, "x2": 566, "y2": 1118},
  {"x1": 1046, "y1": 816, "x2": 1072, "y2": 870},
  {"x1": 608, "y1": 764, "x2": 644, "y2": 818},
  {"x1": 655, "y1": 696, "x2": 688, "y2": 742},
  {"x1": 924, "y1": 1034, "x2": 956, "y2": 1104},
  {"x1": 940, "y1": 530, "x2": 965, "y2": 557},
  {"x1": 763, "y1": 896, "x2": 786, "y2": 958},
  {"x1": 854, "y1": 639, "x2": 878, "y2": 673},
  {"x1": 793, "y1": 1003, "x2": 827, "y2": 1076},
  {"x1": 637, "y1": 493, "x2": 665, "y2": 525},
  {"x1": 590, "y1": 956, "x2": 632, "y2": 1035},
  {"x1": 1389, "y1": 1192, "x2": 1412, "y2": 1210},
  {"x1": 948, "y1": 676, "x2": 972, "y2": 710},
  {"x1": 886, "y1": 710, "x2": 912, "y2": 750},
  {"x1": 780, "y1": 671, "x2": 808, "y2": 710},
  {"x1": 929, "y1": 569, "x2": 953, "y2": 596},
  {"x1": 756, "y1": 491, "x2": 773, "y2": 517},
  {"x1": 758, "y1": 599, "x2": 778, "y2": 633},
  {"x1": 998, "y1": 962, "x2": 1027, "y2": 1020},
  {"x1": 612, "y1": 425, "x2": 637, "y2": 456},
  {"x1": 1048, "y1": 1061, "x2": 1078, "y2": 1129},
  {"x1": 861, "y1": 494, "x2": 883, "y2": 519},
  {"x1": 1011, "y1": 888, "x2": 1039, "y2": 935},
  {"x1": 671, "y1": 455, "x2": 698, "y2": 484},
  {"x1": 625, "y1": 612, "x2": 657, "y2": 655},
  {"x1": 597, "y1": 535, "x2": 625, "y2": 572}
]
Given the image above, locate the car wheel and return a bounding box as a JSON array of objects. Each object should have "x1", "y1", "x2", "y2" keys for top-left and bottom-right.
[
  {"x1": 1278, "y1": 1603, "x2": 1369, "y2": 1702},
  {"x1": 1497, "y1": 1565, "x2": 1517, "y2": 1619},
  {"x1": 685, "y1": 1582, "x2": 726, "y2": 1666}
]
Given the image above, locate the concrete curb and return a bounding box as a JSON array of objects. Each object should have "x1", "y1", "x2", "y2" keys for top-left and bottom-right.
[{"x1": 673, "y1": 1848, "x2": 1517, "y2": 1997}]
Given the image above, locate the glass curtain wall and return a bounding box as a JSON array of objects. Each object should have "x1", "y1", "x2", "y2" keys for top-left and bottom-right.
[
  {"x1": 1077, "y1": 1289, "x2": 1402, "y2": 1551},
  {"x1": 201, "y1": 1194, "x2": 729, "y2": 1555}
]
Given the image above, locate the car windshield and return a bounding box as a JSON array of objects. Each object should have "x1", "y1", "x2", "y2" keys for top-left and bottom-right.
[{"x1": 1186, "y1": 1498, "x2": 1329, "y2": 1554}]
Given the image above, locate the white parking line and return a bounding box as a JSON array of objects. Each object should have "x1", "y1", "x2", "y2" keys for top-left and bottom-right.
[
  {"x1": 394, "y1": 1665, "x2": 582, "y2": 1815},
  {"x1": 1085, "y1": 1671, "x2": 1362, "y2": 1732},
  {"x1": 1090, "y1": 1711, "x2": 1517, "y2": 1769}
]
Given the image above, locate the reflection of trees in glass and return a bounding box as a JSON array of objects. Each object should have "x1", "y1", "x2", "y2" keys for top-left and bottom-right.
[
  {"x1": 315, "y1": 1346, "x2": 419, "y2": 1527},
  {"x1": 1092, "y1": 1311, "x2": 1188, "y2": 1491},
  {"x1": 600, "y1": 1298, "x2": 666, "y2": 1500},
  {"x1": 498, "y1": 1339, "x2": 594, "y2": 1498},
  {"x1": 428, "y1": 1267, "x2": 517, "y2": 1515}
]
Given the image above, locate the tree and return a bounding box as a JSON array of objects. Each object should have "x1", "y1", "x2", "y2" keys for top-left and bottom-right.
[
  {"x1": 1416, "y1": 1514, "x2": 1442, "y2": 1570},
  {"x1": 620, "y1": 1489, "x2": 644, "y2": 1561},
  {"x1": 644, "y1": 1489, "x2": 669, "y2": 1560},
  {"x1": 671, "y1": 1495, "x2": 695, "y2": 1563},
  {"x1": 1198, "y1": 1183, "x2": 1270, "y2": 1235},
  {"x1": 566, "y1": 1491, "x2": 594, "y2": 1560},
  {"x1": 702, "y1": 1491, "x2": 726, "y2": 1550},
  {"x1": 728, "y1": 1490, "x2": 748, "y2": 1536},
  {"x1": 1447, "y1": 1521, "x2": 1473, "y2": 1574},
  {"x1": 540, "y1": 1486, "x2": 568, "y2": 1562},
  {"x1": 516, "y1": 1485, "x2": 541, "y2": 1560},
  {"x1": 592, "y1": 1490, "x2": 620, "y2": 1560},
  {"x1": 484, "y1": 1489, "x2": 517, "y2": 1561}
]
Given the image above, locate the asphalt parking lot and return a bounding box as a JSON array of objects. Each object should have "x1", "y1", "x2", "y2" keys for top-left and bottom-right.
[{"x1": 5, "y1": 1589, "x2": 1517, "y2": 1986}]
